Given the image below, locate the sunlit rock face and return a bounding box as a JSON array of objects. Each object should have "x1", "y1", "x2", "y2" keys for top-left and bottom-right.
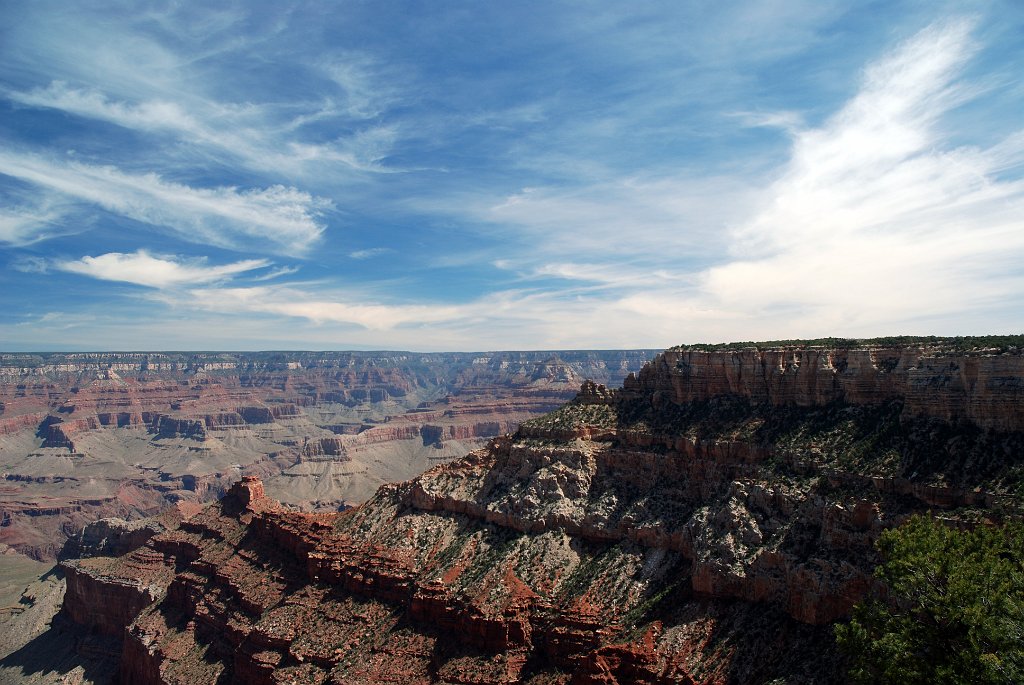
[
  {"x1": 0, "y1": 350, "x2": 653, "y2": 561},
  {"x1": 59, "y1": 341, "x2": 1024, "y2": 684},
  {"x1": 636, "y1": 345, "x2": 1024, "y2": 431}
]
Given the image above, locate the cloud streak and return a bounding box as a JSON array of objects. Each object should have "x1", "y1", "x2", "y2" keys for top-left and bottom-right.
[
  {"x1": 9, "y1": 81, "x2": 201, "y2": 136},
  {"x1": 58, "y1": 250, "x2": 271, "y2": 289},
  {"x1": 404, "y1": 18, "x2": 1024, "y2": 345},
  {"x1": 0, "y1": 151, "x2": 330, "y2": 255},
  {"x1": 178, "y1": 285, "x2": 464, "y2": 330},
  {"x1": 696, "y1": 18, "x2": 1024, "y2": 335},
  {"x1": 7, "y1": 71, "x2": 407, "y2": 178},
  {"x1": 0, "y1": 196, "x2": 73, "y2": 245},
  {"x1": 349, "y1": 248, "x2": 392, "y2": 260}
]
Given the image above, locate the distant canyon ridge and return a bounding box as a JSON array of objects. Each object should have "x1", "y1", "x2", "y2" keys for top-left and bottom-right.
[{"x1": 0, "y1": 350, "x2": 656, "y2": 560}]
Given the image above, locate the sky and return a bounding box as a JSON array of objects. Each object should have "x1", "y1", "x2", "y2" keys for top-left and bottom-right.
[{"x1": 1, "y1": 1, "x2": 1023, "y2": 352}]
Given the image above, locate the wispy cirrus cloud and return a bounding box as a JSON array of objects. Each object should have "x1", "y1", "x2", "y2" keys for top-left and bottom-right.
[
  {"x1": 178, "y1": 285, "x2": 464, "y2": 330},
  {"x1": 3, "y1": 4, "x2": 1023, "y2": 352},
  {"x1": 728, "y1": 109, "x2": 805, "y2": 134},
  {"x1": 0, "y1": 151, "x2": 331, "y2": 255},
  {"x1": 161, "y1": 279, "x2": 682, "y2": 347},
  {"x1": 425, "y1": 174, "x2": 758, "y2": 265},
  {"x1": 321, "y1": 56, "x2": 403, "y2": 120},
  {"x1": 415, "y1": 18, "x2": 1024, "y2": 344},
  {"x1": 250, "y1": 266, "x2": 301, "y2": 282},
  {"x1": 9, "y1": 81, "x2": 201, "y2": 135},
  {"x1": 0, "y1": 194, "x2": 77, "y2": 246},
  {"x1": 58, "y1": 250, "x2": 271, "y2": 289},
  {"x1": 693, "y1": 18, "x2": 1024, "y2": 335},
  {"x1": 286, "y1": 125, "x2": 403, "y2": 173},
  {"x1": 7, "y1": 80, "x2": 404, "y2": 178},
  {"x1": 348, "y1": 247, "x2": 392, "y2": 260}
]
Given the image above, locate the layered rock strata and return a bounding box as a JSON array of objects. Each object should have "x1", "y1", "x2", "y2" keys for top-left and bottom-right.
[
  {"x1": 57, "y1": 341, "x2": 1024, "y2": 683},
  {"x1": 1, "y1": 351, "x2": 652, "y2": 560},
  {"x1": 642, "y1": 345, "x2": 1024, "y2": 431}
]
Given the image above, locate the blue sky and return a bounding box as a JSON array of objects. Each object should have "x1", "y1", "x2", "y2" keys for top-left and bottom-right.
[{"x1": 2, "y1": 1, "x2": 1023, "y2": 351}]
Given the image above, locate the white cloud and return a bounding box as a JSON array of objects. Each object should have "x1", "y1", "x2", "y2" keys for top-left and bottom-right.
[
  {"x1": 429, "y1": 174, "x2": 758, "y2": 264},
  {"x1": 7, "y1": 79, "x2": 405, "y2": 179},
  {"x1": 0, "y1": 206, "x2": 62, "y2": 246},
  {"x1": 58, "y1": 251, "x2": 270, "y2": 289},
  {"x1": 287, "y1": 125, "x2": 402, "y2": 173},
  {"x1": 531, "y1": 262, "x2": 689, "y2": 286},
  {"x1": 179, "y1": 285, "x2": 464, "y2": 330},
  {"x1": 0, "y1": 151, "x2": 330, "y2": 254},
  {"x1": 11, "y1": 256, "x2": 49, "y2": 274},
  {"x1": 729, "y1": 109, "x2": 805, "y2": 135},
  {"x1": 10, "y1": 81, "x2": 201, "y2": 135},
  {"x1": 250, "y1": 266, "x2": 300, "y2": 281},
  {"x1": 403, "y1": 18, "x2": 1024, "y2": 347},
  {"x1": 4, "y1": 9, "x2": 1023, "y2": 352},
  {"x1": 13, "y1": 311, "x2": 80, "y2": 330},
  {"x1": 348, "y1": 247, "x2": 392, "y2": 260},
  {"x1": 697, "y1": 17, "x2": 1024, "y2": 336},
  {"x1": 0, "y1": 192, "x2": 80, "y2": 245},
  {"x1": 148, "y1": 280, "x2": 692, "y2": 349},
  {"x1": 321, "y1": 57, "x2": 401, "y2": 119}
]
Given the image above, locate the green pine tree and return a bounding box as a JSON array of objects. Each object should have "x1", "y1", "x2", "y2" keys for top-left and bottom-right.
[{"x1": 836, "y1": 515, "x2": 1024, "y2": 684}]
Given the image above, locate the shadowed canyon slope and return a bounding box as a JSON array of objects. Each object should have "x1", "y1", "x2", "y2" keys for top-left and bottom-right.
[
  {"x1": 0, "y1": 350, "x2": 654, "y2": 561},
  {"x1": 54, "y1": 339, "x2": 1024, "y2": 684}
]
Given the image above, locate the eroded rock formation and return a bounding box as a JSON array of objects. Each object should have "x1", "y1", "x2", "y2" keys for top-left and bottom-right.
[
  {"x1": 56, "y1": 340, "x2": 1024, "y2": 683},
  {"x1": 0, "y1": 350, "x2": 652, "y2": 560}
]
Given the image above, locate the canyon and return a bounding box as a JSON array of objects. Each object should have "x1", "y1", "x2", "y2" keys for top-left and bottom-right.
[
  {"x1": 33, "y1": 338, "x2": 1024, "y2": 684},
  {"x1": 0, "y1": 350, "x2": 654, "y2": 562}
]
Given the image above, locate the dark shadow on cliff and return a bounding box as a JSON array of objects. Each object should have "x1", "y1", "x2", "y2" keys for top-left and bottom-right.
[
  {"x1": 658, "y1": 598, "x2": 848, "y2": 685},
  {"x1": 0, "y1": 612, "x2": 120, "y2": 684}
]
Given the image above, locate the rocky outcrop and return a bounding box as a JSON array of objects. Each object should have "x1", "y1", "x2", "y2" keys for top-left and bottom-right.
[
  {"x1": 403, "y1": 442, "x2": 877, "y2": 626},
  {"x1": 40, "y1": 340, "x2": 1024, "y2": 682},
  {"x1": 61, "y1": 516, "x2": 167, "y2": 559},
  {"x1": 68, "y1": 456, "x2": 856, "y2": 683},
  {"x1": 631, "y1": 346, "x2": 1024, "y2": 431},
  {"x1": 152, "y1": 415, "x2": 208, "y2": 440},
  {"x1": 62, "y1": 548, "x2": 176, "y2": 636},
  {"x1": 237, "y1": 406, "x2": 275, "y2": 423},
  {"x1": 301, "y1": 436, "x2": 349, "y2": 459},
  {"x1": 0, "y1": 411, "x2": 48, "y2": 436}
]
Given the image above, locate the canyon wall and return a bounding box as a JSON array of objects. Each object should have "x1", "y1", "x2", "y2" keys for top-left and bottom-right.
[
  {"x1": 630, "y1": 346, "x2": 1024, "y2": 431},
  {"x1": 54, "y1": 340, "x2": 1024, "y2": 684},
  {"x1": 0, "y1": 350, "x2": 653, "y2": 560}
]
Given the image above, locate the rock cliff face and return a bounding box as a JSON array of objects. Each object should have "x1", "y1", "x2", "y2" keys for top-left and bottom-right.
[
  {"x1": 636, "y1": 346, "x2": 1024, "y2": 431},
  {"x1": 0, "y1": 350, "x2": 652, "y2": 560},
  {"x1": 55, "y1": 340, "x2": 1024, "y2": 684}
]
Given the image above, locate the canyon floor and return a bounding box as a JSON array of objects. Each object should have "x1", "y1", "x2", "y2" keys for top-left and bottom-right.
[{"x1": 0, "y1": 549, "x2": 119, "y2": 685}]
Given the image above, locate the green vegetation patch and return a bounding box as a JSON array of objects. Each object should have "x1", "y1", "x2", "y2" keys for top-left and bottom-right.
[
  {"x1": 555, "y1": 543, "x2": 631, "y2": 602},
  {"x1": 836, "y1": 515, "x2": 1024, "y2": 684},
  {"x1": 521, "y1": 402, "x2": 618, "y2": 432},
  {"x1": 615, "y1": 394, "x2": 758, "y2": 437}
]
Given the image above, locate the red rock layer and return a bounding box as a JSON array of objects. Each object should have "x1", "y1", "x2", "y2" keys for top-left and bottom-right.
[
  {"x1": 67, "y1": 446, "x2": 866, "y2": 684},
  {"x1": 87, "y1": 480, "x2": 689, "y2": 683},
  {"x1": 2, "y1": 351, "x2": 651, "y2": 560},
  {"x1": 48, "y1": 345, "x2": 1024, "y2": 682},
  {"x1": 0, "y1": 411, "x2": 49, "y2": 436}
]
